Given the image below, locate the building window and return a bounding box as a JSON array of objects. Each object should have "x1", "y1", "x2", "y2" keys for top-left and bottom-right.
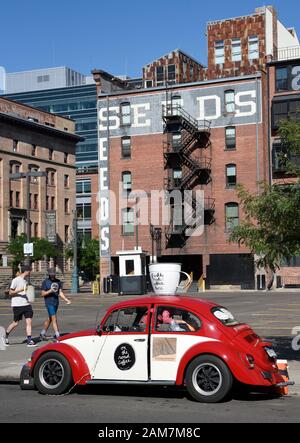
[
  {"x1": 122, "y1": 208, "x2": 134, "y2": 236},
  {"x1": 77, "y1": 203, "x2": 91, "y2": 220},
  {"x1": 275, "y1": 67, "x2": 289, "y2": 92},
  {"x1": 122, "y1": 171, "x2": 132, "y2": 194},
  {"x1": 248, "y1": 36, "x2": 259, "y2": 60},
  {"x1": 47, "y1": 171, "x2": 56, "y2": 186},
  {"x1": 120, "y1": 102, "x2": 131, "y2": 126},
  {"x1": 64, "y1": 198, "x2": 69, "y2": 214},
  {"x1": 232, "y1": 38, "x2": 241, "y2": 62},
  {"x1": 46, "y1": 196, "x2": 49, "y2": 211},
  {"x1": 173, "y1": 169, "x2": 182, "y2": 188},
  {"x1": 31, "y1": 145, "x2": 37, "y2": 156},
  {"x1": 156, "y1": 66, "x2": 165, "y2": 86},
  {"x1": 225, "y1": 127, "x2": 236, "y2": 149},
  {"x1": 168, "y1": 65, "x2": 176, "y2": 83},
  {"x1": 10, "y1": 191, "x2": 13, "y2": 207},
  {"x1": 49, "y1": 149, "x2": 54, "y2": 160},
  {"x1": 225, "y1": 203, "x2": 239, "y2": 230},
  {"x1": 225, "y1": 90, "x2": 235, "y2": 114},
  {"x1": 34, "y1": 223, "x2": 38, "y2": 238},
  {"x1": 76, "y1": 179, "x2": 91, "y2": 194},
  {"x1": 64, "y1": 152, "x2": 68, "y2": 164},
  {"x1": 145, "y1": 80, "x2": 153, "y2": 88},
  {"x1": 65, "y1": 225, "x2": 69, "y2": 243},
  {"x1": 64, "y1": 175, "x2": 69, "y2": 188},
  {"x1": 16, "y1": 191, "x2": 20, "y2": 208},
  {"x1": 272, "y1": 102, "x2": 288, "y2": 129},
  {"x1": 172, "y1": 132, "x2": 181, "y2": 148},
  {"x1": 37, "y1": 75, "x2": 50, "y2": 83},
  {"x1": 51, "y1": 196, "x2": 55, "y2": 210},
  {"x1": 78, "y1": 228, "x2": 92, "y2": 244},
  {"x1": 29, "y1": 166, "x2": 39, "y2": 183},
  {"x1": 121, "y1": 137, "x2": 131, "y2": 159},
  {"x1": 226, "y1": 164, "x2": 237, "y2": 188},
  {"x1": 13, "y1": 140, "x2": 18, "y2": 152},
  {"x1": 215, "y1": 40, "x2": 225, "y2": 65},
  {"x1": 33, "y1": 194, "x2": 38, "y2": 210}
]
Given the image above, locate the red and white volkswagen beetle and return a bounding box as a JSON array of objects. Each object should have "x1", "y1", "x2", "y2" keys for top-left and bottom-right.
[{"x1": 20, "y1": 296, "x2": 292, "y2": 403}]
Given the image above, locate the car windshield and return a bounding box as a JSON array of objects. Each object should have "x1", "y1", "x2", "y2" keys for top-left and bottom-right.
[{"x1": 211, "y1": 307, "x2": 240, "y2": 327}]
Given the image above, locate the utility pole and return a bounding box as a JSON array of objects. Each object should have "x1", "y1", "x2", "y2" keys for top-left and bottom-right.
[{"x1": 71, "y1": 209, "x2": 79, "y2": 294}]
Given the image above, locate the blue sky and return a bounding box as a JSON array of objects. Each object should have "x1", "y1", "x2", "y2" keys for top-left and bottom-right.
[{"x1": 0, "y1": 0, "x2": 299, "y2": 78}]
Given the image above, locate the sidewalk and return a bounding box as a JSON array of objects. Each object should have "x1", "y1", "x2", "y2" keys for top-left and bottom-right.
[{"x1": 1, "y1": 339, "x2": 300, "y2": 396}]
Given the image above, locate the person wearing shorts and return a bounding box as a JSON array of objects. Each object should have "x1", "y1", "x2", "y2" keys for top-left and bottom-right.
[
  {"x1": 4, "y1": 265, "x2": 36, "y2": 347},
  {"x1": 40, "y1": 268, "x2": 71, "y2": 341}
]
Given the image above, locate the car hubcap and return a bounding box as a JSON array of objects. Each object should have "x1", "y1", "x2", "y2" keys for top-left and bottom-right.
[
  {"x1": 39, "y1": 359, "x2": 64, "y2": 390},
  {"x1": 192, "y1": 363, "x2": 222, "y2": 396}
]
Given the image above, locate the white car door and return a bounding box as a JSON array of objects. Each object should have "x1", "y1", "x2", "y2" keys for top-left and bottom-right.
[
  {"x1": 150, "y1": 305, "x2": 204, "y2": 382},
  {"x1": 92, "y1": 305, "x2": 150, "y2": 381}
]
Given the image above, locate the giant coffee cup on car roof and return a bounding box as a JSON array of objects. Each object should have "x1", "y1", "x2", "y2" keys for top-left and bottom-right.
[{"x1": 149, "y1": 263, "x2": 191, "y2": 295}]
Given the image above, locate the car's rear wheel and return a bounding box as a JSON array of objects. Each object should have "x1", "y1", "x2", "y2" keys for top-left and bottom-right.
[
  {"x1": 185, "y1": 355, "x2": 233, "y2": 403},
  {"x1": 34, "y1": 352, "x2": 73, "y2": 395}
]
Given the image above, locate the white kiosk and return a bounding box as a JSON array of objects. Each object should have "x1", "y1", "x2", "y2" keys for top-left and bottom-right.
[{"x1": 116, "y1": 247, "x2": 147, "y2": 295}]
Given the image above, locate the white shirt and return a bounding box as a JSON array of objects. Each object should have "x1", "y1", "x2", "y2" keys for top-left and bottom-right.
[{"x1": 10, "y1": 276, "x2": 30, "y2": 307}]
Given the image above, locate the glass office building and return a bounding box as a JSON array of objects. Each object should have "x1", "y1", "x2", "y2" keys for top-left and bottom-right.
[{"x1": 5, "y1": 83, "x2": 98, "y2": 171}]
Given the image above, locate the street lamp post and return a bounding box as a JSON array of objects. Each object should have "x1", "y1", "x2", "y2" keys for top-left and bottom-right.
[{"x1": 71, "y1": 209, "x2": 79, "y2": 294}]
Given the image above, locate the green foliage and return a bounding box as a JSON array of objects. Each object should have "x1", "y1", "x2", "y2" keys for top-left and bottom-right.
[
  {"x1": 7, "y1": 234, "x2": 60, "y2": 270},
  {"x1": 65, "y1": 236, "x2": 100, "y2": 280},
  {"x1": 229, "y1": 118, "x2": 300, "y2": 271}
]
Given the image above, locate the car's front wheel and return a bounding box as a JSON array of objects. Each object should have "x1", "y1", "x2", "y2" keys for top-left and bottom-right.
[
  {"x1": 34, "y1": 352, "x2": 73, "y2": 395},
  {"x1": 185, "y1": 355, "x2": 233, "y2": 403}
]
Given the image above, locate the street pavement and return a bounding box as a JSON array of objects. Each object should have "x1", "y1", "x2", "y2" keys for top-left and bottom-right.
[{"x1": 1, "y1": 290, "x2": 300, "y2": 422}]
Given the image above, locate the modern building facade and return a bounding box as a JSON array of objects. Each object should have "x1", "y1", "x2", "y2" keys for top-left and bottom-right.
[
  {"x1": 4, "y1": 67, "x2": 90, "y2": 94},
  {"x1": 0, "y1": 97, "x2": 81, "y2": 288}
]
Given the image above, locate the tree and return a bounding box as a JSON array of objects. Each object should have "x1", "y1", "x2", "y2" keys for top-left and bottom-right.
[
  {"x1": 65, "y1": 237, "x2": 100, "y2": 281},
  {"x1": 7, "y1": 234, "x2": 60, "y2": 273},
  {"x1": 229, "y1": 118, "x2": 300, "y2": 278}
]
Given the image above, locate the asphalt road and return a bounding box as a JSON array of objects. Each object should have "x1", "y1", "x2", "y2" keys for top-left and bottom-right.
[
  {"x1": 1, "y1": 291, "x2": 300, "y2": 423},
  {"x1": 1, "y1": 382, "x2": 300, "y2": 423}
]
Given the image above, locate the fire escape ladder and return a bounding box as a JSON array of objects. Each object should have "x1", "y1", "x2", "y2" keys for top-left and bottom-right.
[{"x1": 162, "y1": 103, "x2": 214, "y2": 247}]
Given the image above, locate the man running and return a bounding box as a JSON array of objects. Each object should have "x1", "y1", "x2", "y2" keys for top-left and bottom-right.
[
  {"x1": 40, "y1": 268, "x2": 71, "y2": 341},
  {"x1": 4, "y1": 265, "x2": 36, "y2": 347}
]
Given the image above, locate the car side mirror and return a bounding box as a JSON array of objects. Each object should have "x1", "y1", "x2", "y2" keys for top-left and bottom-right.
[{"x1": 96, "y1": 325, "x2": 102, "y2": 335}]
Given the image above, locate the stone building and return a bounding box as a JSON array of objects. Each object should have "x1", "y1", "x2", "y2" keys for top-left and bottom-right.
[{"x1": 0, "y1": 97, "x2": 82, "y2": 288}]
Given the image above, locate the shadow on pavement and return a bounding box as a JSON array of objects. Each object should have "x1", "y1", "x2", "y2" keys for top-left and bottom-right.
[{"x1": 73, "y1": 383, "x2": 283, "y2": 403}]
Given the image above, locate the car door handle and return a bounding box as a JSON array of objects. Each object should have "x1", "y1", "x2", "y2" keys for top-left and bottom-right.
[{"x1": 134, "y1": 339, "x2": 146, "y2": 342}]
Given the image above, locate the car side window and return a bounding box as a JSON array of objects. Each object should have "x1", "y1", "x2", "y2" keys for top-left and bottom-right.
[
  {"x1": 155, "y1": 306, "x2": 201, "y2": 333},
  {"x1": 102, "y1": 306, "x2": 148, "y2": 333}
]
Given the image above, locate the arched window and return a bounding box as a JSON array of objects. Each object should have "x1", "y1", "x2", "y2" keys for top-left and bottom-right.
[
  {"x1": 122, "y1": 171, "x2": 132, "y2": 194},
  {"x1": 120, "y1": 102, "x2": 131, "y2": 126},
  {"x1": 29, "y1": 164, "x2": 40, "y2": 183},
  {"x1": 225, "y1": 90, "x2": 235, "y2": 114},
  {"x1": 121, "y1": 137, "x2": 131, "y2": 159},
  {"x1": 122, "y1": 208, "x2": 134, "y2": 236},
  {"x1": 226, "y1": 164, "x2": 237, "y2": 188},
  {"x1": 225, "y1": 203, "x2": 239, "y2": 231},
  {"x1": 46, "y1": 168, "x2": 56, "y2": 186},
  {"x1": 9, "y1": 161, "x2": 22, "y2": 175}
]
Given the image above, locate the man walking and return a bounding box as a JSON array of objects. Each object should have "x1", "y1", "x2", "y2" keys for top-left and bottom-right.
[
  {"x1": 40, "y1": 268, "x2": 71, "y2": 341},
  {"x1": 4, "y1": 265, "x2": 37, "y2": 347}
]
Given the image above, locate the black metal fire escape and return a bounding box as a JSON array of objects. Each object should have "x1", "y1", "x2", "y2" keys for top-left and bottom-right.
[{"x1": 162, "y1": 103, "x2": 215, "y2": 248}]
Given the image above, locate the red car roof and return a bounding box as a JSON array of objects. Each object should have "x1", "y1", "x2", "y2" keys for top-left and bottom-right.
[{"x1": 106, "y1": 295, "x2": 219, "y2": 317}]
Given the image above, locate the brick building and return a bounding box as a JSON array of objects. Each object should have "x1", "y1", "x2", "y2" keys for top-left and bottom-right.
[
  {"x1": 94, "y1": 72, "x2": 268, "y2": 289},
  {"x1": 267, "y1": 48, "x2": 300, "y2": 287},
  {"x1": 0, "y1": 97, "x2": 81, "y2": 288},
  {"x1": 93, "y1": 5, "x2": 300, "y2": 290}
]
